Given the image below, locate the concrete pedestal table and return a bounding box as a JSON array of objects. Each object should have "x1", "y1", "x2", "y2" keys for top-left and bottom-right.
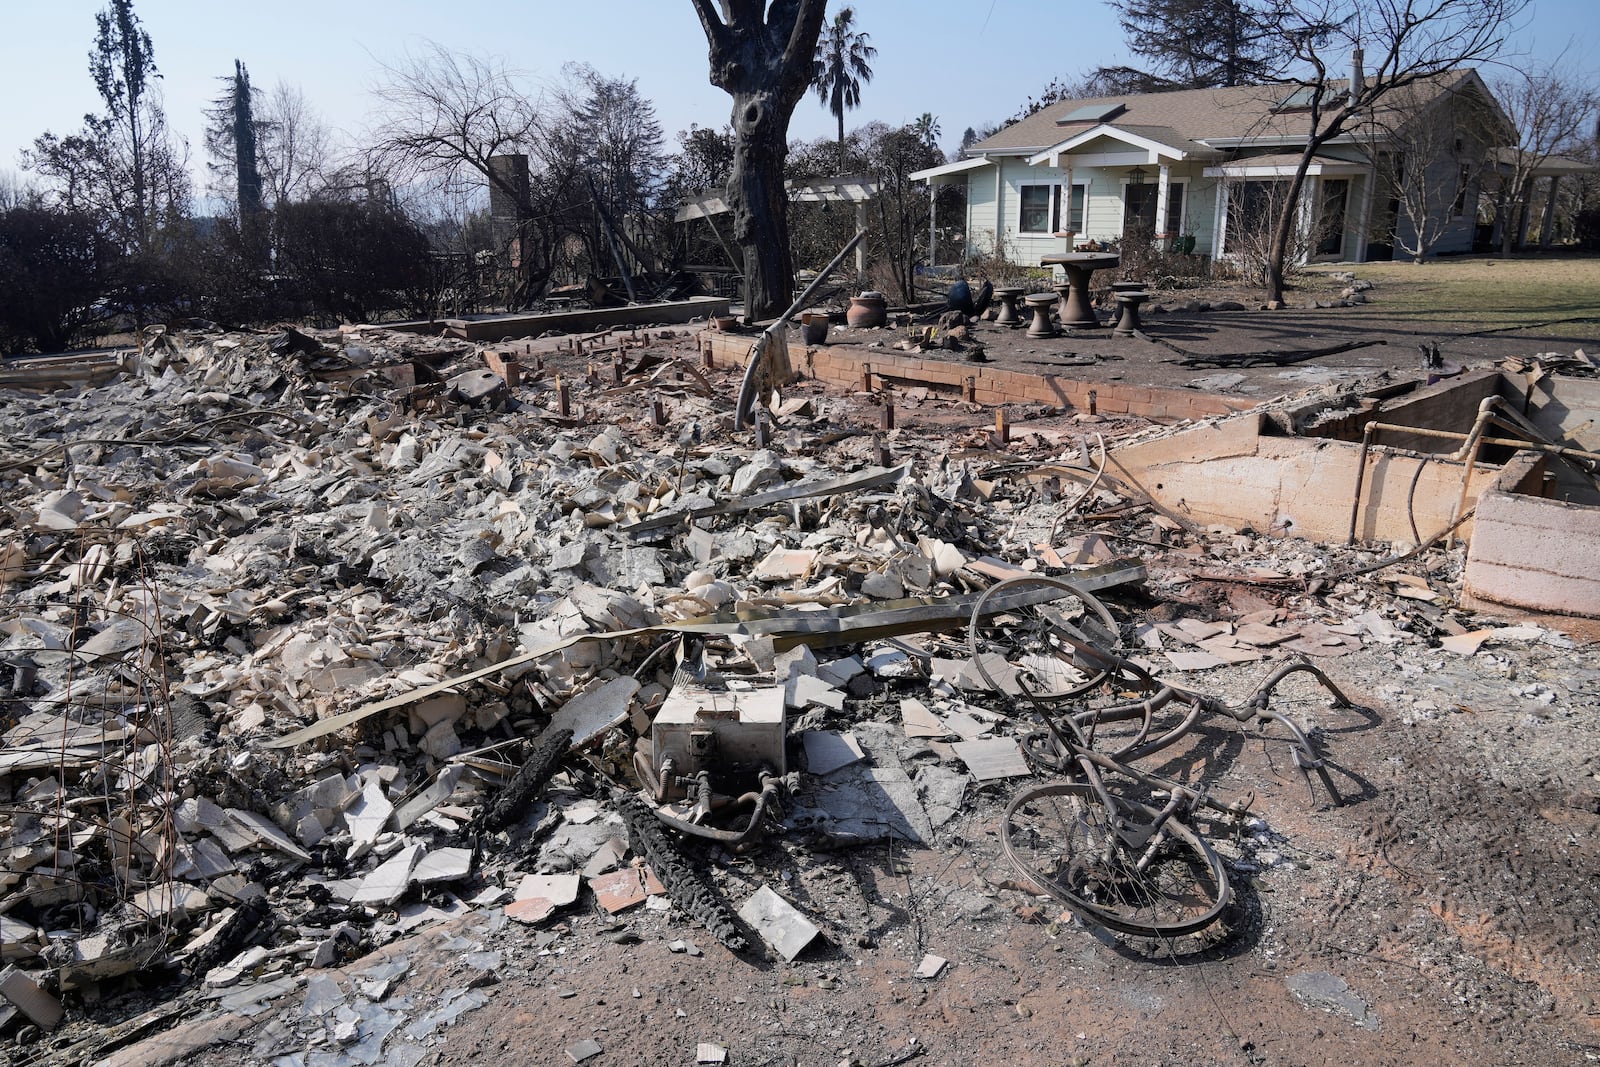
[
  {"x1": 1040, "y1": 252, "x2": 1120, "y2": 328},
  {"x1": 993, "y1": 287, "x2": 1025, "y2": 326},
  {"x1": 1024, "y1": 292, "x2": 1060, "y2": 338}
]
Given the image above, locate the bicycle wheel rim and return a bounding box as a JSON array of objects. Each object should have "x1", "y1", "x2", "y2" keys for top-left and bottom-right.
[
  {"x1": 967, "y1": 575, "x2": 1119, "y2": 702},
  {"x1": 1001, "y1": 781, "x2": 1231, "y2": 937}
]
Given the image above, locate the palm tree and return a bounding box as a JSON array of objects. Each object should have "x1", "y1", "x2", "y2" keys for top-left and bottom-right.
[
  {"x1": 812, "y1": 6, "x2": 876, "y2": 149},
  {"x1": 912, "y1": 112, "x2": 942, "y2": 154}
]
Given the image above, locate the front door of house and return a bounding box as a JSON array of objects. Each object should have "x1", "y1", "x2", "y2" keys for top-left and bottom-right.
[
  {"x1": 1124, "y1": 182, "x2": 1185, "y2": 239},
  {"x1": 1123, "y1": 184, "x2": 1158, "y2": 238},
  {"x1": 1317, "y1": 179, "x2": 1350, "y2": 257}
]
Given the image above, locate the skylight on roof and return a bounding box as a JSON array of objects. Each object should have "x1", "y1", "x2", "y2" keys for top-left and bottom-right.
[
  {"x1": 1056, "y1": 103, "x2": 1125, "y2": 125},
  {"x1": 1274, "y1": 86, "x2": 1320, "y2": 110}
]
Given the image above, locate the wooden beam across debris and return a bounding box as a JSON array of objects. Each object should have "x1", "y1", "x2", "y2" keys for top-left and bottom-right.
[{"x1": 264, "y1": 562, "x2": 1146, "y2": 750}]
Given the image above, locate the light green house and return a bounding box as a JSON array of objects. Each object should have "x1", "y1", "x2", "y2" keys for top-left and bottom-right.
[{"x1": 912, "y1": 67, "x2": 1515, "y2": 268}]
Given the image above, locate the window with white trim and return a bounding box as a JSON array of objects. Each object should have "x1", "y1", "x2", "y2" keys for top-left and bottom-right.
[
  {"x1": 1018, "y1": 182, "x2": 1088, "y2": 233},
  {"x1": 1019, "y1": 185, "x2": 1052, "y2": 232}
]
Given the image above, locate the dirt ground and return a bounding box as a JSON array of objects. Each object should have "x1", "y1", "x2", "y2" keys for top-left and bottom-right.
[{"x1": 13, "y1": 261, "x2": 1600, "y2": 1067}]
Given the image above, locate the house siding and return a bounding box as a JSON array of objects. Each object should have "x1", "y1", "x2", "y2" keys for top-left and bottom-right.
[{"x1": 968, "y1": 156, "x2": 1222, "y2": 261}]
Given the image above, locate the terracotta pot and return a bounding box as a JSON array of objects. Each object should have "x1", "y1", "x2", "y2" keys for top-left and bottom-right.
[
  {"x1": 846, "y1": 292, "x2": 887, "y2": 329},
  {"x1": 712, "y1": 315, "x2": 737, "y2": 332}
]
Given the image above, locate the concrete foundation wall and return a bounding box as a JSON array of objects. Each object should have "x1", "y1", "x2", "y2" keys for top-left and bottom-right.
[
  {"x1": 699, "y1": 331, "x2": 1254, "y2": 423},
  {"x1": 1302, "y1": 370, "x2": 1502, "y2": 451},
  {"x1": 1512, "y1": 374, "x2": 1600, "y2": 504},
  {"x1": 1111, "y1": 411, "x2": 1496, "y2": 542},
  {"x1": 1465, "y1": 462, "x2": 1600, "y2": 617}
]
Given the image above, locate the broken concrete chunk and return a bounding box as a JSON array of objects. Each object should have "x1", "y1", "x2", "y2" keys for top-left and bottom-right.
[
  {"x1": 816, "y1": 655, "x2": 865, "y2": 687},
  {"x1": 351, "y1": 843, "x2": 424, "y2": 906},
  {"x1": 899, "y1": 698, "x2": 948, "y2": 739},
  {"x1": 786, "y1": 672, "x2": 845, "y2": 712},
  {"x1": 754, "y1": 546, "x2": 817, "y2": 582},
  {"x1": 566, "y1": 1038, "x2": 604, "y2": 1063},
  {"x1": 225, "y1": 809, "x2": 313, "y2": 862},
  {"x1": 738, "y1": 886, "x2": 821, "y2": 962},
  {"x1": 507, "y1": 872, "x2": 582, "y2": 923},
  {"x1": 412, "y1": 847, "x2": 473, "y2": 885},
  {"x1": 860, "y1": 571, "x2": 904, "y2": 599},
  {"x1": 773, "y1": 644, "x2": 818, "y2": 683},
  {"x1": 395, "y1": 765, "x2": 465, "y2": 830},
  {"x1": 345, "y1": 780, "x2": 394, "y2": 847},
  {"x1": 950, "y1": 739, "x2": 1031, "y2": 781},
  {"x1": 915, "y1": 764, "x2": 969, "y2": 828},
  {"x1": 802, "y1": 731, "x2": 865, "y2": 776},
  {"x1": 545, "y1": 676, "x2": 641, "y2": 750},
  {"x1": 730, "y1": 449, "x2": 782, "y2": 495},
  {"x1": 915, "y1": 953, "x2": 949, "y2": 979},
  {"x1": 0, "y1": 965, "x2": 63, "y2": 1030}
]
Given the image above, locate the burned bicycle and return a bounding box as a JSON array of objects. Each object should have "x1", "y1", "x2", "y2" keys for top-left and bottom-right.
[{"x1": 969, "y1": 575, "x2": 1352, "y2": 938}]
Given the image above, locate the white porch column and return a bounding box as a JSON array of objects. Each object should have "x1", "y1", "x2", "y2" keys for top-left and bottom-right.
[
  {"x1": 928, "y1": 186, "x2": 937, "y2": 264},
  {"x1": 1212, "y1": 181, "x2": 1229, "y2": 258},
  {"x1": 1062, "y1": 162, "x2": 1075, "y2": 252},
  {"x1": 1352, "y1": 168, "x2": 1375, "y2": 262},
  {"x1": 856, "y1": 201, "x2": 868, "y2": 274},
  {"x1": 993, "y1": 165, "x2": 1005, "y2": 256},
  {"x1": 1539, "y1": 175, "x2": 1561, "y2": 249},
  {"x1": 1515, "y1": 177, "x2": 1535, "y2": 249},
  {"x1": 1296, "y1": 174, "x2": 1320, "y2": 259},
  {"x1": 1154, "y1": 163, "x2": 1171, "y2": 238}
]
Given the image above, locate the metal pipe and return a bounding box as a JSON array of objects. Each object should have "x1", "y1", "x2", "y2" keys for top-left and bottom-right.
[
  {"x1": 1444, "y1": 397, "x2": 1501, "y2": 548},
  {"x1": 1347, "y1": 414, "x2": 1600, "y2": 547},
  {"x1": 1346, "y1": 420, "x2": 1379, "y2": 544},
  {"x1": 735, "y1": 228, "x2": 868, "y2": 428},
  {"x1": 1357, "y1": 421, "x2": 1600, "y2": 462}
]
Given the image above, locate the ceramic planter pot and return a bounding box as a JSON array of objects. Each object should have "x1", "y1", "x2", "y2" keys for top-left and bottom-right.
[
  {"x1": 846, "y1": 292, "x2": 887, "y2": 329},
  {"x1": 800, "y1": 311, "x2": 829, "y2": 345}
]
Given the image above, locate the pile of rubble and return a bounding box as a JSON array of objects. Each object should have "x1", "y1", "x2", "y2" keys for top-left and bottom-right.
[{"x1": 1, "y1": 324, "x2": 1589, "y2": 1064}]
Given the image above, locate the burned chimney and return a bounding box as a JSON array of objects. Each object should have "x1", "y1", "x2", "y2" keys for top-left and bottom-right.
[
  {"x1": 487, "y1": 154, "x2": 531, "y2": 268},
  {"x1": 1349, "y1": 46, "x2": 1365, "y2": 102}
]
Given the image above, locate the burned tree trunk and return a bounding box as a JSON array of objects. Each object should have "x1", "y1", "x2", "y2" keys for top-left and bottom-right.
[
  {"x1": 728, "y1": 89, "x2": 795, "y2": 319},
  {"x1": 691, "y1": 0, "x2": 827, "y2": 320}
]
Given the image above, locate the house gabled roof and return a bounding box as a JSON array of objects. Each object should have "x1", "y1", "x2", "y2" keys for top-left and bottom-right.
[
  {"x1": 1025, "y1": 123, "x2": 1196, "y2": 166},
  {"x1": 969, "y1": 69, "x2": 1486, "y2": 158}
]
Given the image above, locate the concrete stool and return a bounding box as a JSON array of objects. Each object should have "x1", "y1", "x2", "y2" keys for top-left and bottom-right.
[
  {"x1": 993, "y1": 287, "x2": 1025, "y2": 326},
  {"x1": 1025, "y1": 292, "x2": 1060, "y2": 338},
  {"x1": 1112, "y1": 291, "x2": 1150, "y2": 337},
  {"x1": 1052, "y1": 282, "x2": 1077, "y2": 323}
]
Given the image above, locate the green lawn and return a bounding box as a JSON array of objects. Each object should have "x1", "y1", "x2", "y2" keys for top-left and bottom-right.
[{"x1": 1304, "y1": 255, "x2": 1600, "y2": 335}]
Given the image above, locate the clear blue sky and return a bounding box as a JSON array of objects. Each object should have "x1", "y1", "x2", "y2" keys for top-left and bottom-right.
[{"x1": 2, "y1": 0, "x2": 1594, "y2": 195}]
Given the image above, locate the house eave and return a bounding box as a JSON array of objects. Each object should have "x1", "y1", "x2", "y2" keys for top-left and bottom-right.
[{"x1": 1025, "y1": 123, "x2": 1190, "y2": 167}]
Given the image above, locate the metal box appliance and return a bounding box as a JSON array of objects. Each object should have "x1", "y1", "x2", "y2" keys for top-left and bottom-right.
[{"x1": 649, "y1": 683, "x2": 786, "y2": 797}]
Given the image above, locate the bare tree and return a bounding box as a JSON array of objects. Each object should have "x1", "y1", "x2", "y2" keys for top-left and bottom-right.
[
  {"x1": 691, "y1": 0, "x2": 828, "y2": 320},
  {"x1": 1255, "y1": 0, "x2": 1528, "y2": 304},
  {"x1": 258, "y1": 82, "x2": 336, "y2": 206},
  {"x1": 867, "y1": 124, "x2": 944, "y2": 304},
  {"x1": 368, "y1": 42, "x2": 578, "y2": 303},
  {"x1": 1488, "y1": 62, "x2": 1599, "y2": 253},
  {"x1": 1361, "y1": 77, "x2": 1503, "y2": 261},
  {"x1": 25, "y1": 0, "x2": 190, "y2": 258}
]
